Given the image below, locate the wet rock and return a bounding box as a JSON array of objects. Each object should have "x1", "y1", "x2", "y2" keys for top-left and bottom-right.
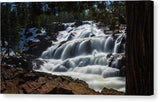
[
  {"x1": 55, "y1": 23, "x2": 65, "y2": 32},
  {"x1": 120, "y1": 66, "x2": 126, "y2": 76},
  {"x1": 54, "y1": 65, "x2": 68, "y2": 72},
  {"x1": 51, "y1": 32, "x2": 57, "y2": 41},
  {"x1": 32, "y1": 59, "x2": 44, "y2": 70},
  {"x1": 121, "y1": 36, "x2": 126, "y2": 44},
  {"x1": 111, "y1": 34, "x2": 117, "y2": 40},
  {"x1": 90, "y1": 34, "x2": 95, "y2": 37},
  {"x1": 58, "y1": 41, "x2": 67, "y2": 47},
  {"x1": 78, "y1": 58, "x2": 90, "y2": 67},
  {"x1": 74, "y1": 21, "x2": 83, "y2": 27},
  {"x1": 67, "y1": 33, "x2": 75, "y2": 41},
  {"x1": 105, "y1": 31, "x2": 113, "y2": 35},
  {"x1": 106, "y1": 53, "x2": 112, "y2": 59},
  {"x1": 117, "y1": 54, "x2": 126, "y2": 69},
  {"x1": 26, "y1": 40, "x2": 52, "y2": 57},
  {"x1": 68, "y1": 29, "x2": 73, "y2": 33},
  {"x1": 86, "y1": 40, "x2": 91, "y2": 54},
  {"x1": 63, "y1": 60, "x2": 74, "y2": 68},
  {"x1": 102, "y1": 70, "x2": 120, "y2": 78},
  {"x1": 107, "y1": 54, "x2": 126, "y2": 69},
  {"x1": 117, "y1": 44, "x2": 125, "y2": 53}
]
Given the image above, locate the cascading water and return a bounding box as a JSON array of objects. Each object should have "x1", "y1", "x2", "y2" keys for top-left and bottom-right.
[{"x1": 34, "y1": 21, "x2": 126, "y2": 92}]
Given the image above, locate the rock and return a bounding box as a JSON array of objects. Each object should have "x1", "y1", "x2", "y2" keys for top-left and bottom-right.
[
  {"x1": 47, "y1": 87, "x2": 73, "y2": 94},
  {"x1": 54, "y1": 65, "x2": 67, "y2": 72},
  {"x1": 74, "y1": 21, "x2": 83, "y2": 27},
  {"x1": 117, "y1": 44, "x2": 124, "y2": 53},
  {"x1": 68, "y1": 29, "x2": 73, "y2": 33},
  {"x1": 86, "y1": 40, "x2": 91, "y2": 54},
  {"x1": 58, "y1": 41, "x2": 67, "y2": 48},
  {"x1": 67, "y1": 33, "x2": 75, "y2": 41},
  {"x1": 106, "y1": 53, "x2": 112, "y2": 59},
  {"x1": 1, "y1": 64, "x2": 124, "y2": 95},
  {"x1": 101, "y1": 88, "x2": 124, "y2": 95},
  {"x1": 107, "y1": 53, "x2": 126, "y2": 69},
  {"x1": 35, "y1": 35, "x2": 47, "y2": 41},
  {"x1": 51, "y1": 32, "x2": 57, "y2": 41},
  {"x1": 25, "y1": 40, "x2": 52, "y2": 57},
  {"x1": 32, "y1": 59, "x2": 44, "y2": 70},
  {"x1": 120, "y1": 66, "x2": 126, "y2": 76},
  {"x1": 113, "y1": 29, "x2": 119, "y2": 34},
  {"x1": 90, "y1": 34, "x2": 95, "y2": 37},
  {"x1": 36, "y1": 29, "x2": 41, "y2": 33},
  {"x1": 63, "y1": 60, "x2": 74, "y2": 68},
  {"x1": 117, "y1": 54, "x2": 126, "y2": 69},
  {"x1": 105, "y1": 31, "x2": 114, "y2": 35},
  {"x1": 121, "y1": 36, "x2": 126, "y2": 44},
  {"x1": 111, "y1": 34, "x2": 117, "y2": 40},
  {"x1": 54, "y1": 23, "x2": 65, "y2": 32},
  {"x1": 2, "y1": 54, "x2": 34, "y2": 71},
  {"x1": 25, "y1": 32, "x2": 33, "y2": 38}
]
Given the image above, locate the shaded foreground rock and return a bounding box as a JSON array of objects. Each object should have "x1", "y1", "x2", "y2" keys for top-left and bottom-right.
[
  {"x1": 1, "y1": 64, "x2": 124, "y2": 95},
  {"x1": 25, "y1": 40, "x2": 52, "y2": 57},
  {"x1": 101, "y1": 88, "x2": 124, "y2": 95},
  {"x1": 2, "y1": 54, "x2": 35, "y2": 71}
]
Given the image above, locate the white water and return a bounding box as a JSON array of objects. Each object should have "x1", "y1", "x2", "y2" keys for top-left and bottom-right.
[{"x1": 34, "y1": 21, "x2": 126, "y2": 92}]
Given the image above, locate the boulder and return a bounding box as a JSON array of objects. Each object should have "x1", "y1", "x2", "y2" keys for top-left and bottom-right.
[
  {"x1": 107, "y1": 53, "x2": 126, "y2": 69},
  {"x1": 32, "y1": 59, "x2": 44, "y2": 70},
  {"x1": 55, "y1": 23, "x2": 65, "y2": 32},
  {"x1": 2, "y1": 54, "x2": 35, "y2": 71},
  {"x1": 25, "y1": 40, "x2": 52, "y2": 57},
  {"x1": 74, "y1": 21, "x2": 83, "y2": 27}
]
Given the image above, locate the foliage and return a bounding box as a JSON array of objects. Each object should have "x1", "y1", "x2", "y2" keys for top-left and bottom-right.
[{"x1": 1, "y1": 1, "x2": 126, "y2": 54}]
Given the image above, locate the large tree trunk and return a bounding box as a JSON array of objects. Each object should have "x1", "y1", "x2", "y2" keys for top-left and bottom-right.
[{"x1": 126, "y1": 1, "x2": 153, "y2": 95}]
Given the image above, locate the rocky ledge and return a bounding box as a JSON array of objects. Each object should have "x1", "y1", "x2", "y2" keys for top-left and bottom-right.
[{"x1": 1, "y1": 64, "x2": 124, "y2": 95}]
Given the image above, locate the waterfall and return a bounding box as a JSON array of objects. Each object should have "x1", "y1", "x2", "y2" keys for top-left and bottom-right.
[{"x1": 35, "y1": 21, "x2": 126, "y2": 92}]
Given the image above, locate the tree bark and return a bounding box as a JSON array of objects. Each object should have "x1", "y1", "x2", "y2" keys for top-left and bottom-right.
[{"x1": 126, "y1": 1, "x2": 153, "y2": 95}]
